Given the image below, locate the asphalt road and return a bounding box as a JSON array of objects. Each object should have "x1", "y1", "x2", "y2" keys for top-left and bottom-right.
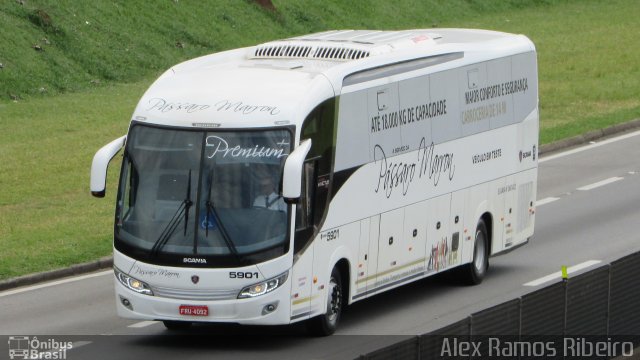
[{"x1": 2, "y1": 130, "x2": 640, "y2": 360}]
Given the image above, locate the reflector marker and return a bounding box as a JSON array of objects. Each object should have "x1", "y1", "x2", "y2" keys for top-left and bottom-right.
[{"x1": 524, "y1": 260, "x2": 601, "y2": 287}]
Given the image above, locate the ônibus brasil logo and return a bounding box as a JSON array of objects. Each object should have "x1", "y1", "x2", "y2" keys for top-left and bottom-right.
[{"x1": 8, "y1": 336, "x2": 73, "y2": 360}]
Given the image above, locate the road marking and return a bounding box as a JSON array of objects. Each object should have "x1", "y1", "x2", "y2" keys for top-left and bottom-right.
[
  {"x1": 128, "y1": 320, "x2": 158, "y2": 328},
  {"x1": 71, "y1": 341, "x2": 92, "y2": 350},
  {"x1": 540, "y1": 129, "x2": 640, "y2": 163},
  {"x1": 576, "y1": 176, "x2": 624, "y2": 191},
  {"x1": 524, "y1": 260, "x2": 602, "y2": 287},
  {"x1": 0, "y1": 270, "x2": 112, "y2": 298},
  {"x1": 535, "y1": 197, "x2": 560, "y2": 206}
]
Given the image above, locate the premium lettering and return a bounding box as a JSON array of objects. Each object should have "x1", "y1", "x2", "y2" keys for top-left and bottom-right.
[{"x1": 206, "y1": 136, "x2": 288, "y2": 159}]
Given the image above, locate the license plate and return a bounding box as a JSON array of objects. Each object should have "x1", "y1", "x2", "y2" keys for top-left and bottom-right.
[{"x1": 179, "y1": 305, "x2": 209, "y2": 316}]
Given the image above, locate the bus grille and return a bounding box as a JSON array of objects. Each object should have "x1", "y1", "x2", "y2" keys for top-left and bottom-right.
[{"x1": 151, "y1": 286, "x2": 238, "y2": 301}]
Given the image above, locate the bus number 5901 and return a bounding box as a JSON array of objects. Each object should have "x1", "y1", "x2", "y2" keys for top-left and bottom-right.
[{"x1": 229, "y1": 272, "x2": 259, "y2": 279}]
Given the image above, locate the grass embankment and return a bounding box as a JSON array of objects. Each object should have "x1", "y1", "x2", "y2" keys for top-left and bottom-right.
[{"x1": 1, "y1": 0, "x2": 639, "y2": 280}]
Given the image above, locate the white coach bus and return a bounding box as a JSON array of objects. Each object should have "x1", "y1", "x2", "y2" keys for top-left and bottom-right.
[{"x1": 91, "y1": 29, "x2": 538, "y2": 335}]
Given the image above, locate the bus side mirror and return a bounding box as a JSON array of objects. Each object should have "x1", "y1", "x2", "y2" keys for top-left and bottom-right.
[
  {"x1": 90, "y1": 135, "x2": 127, "y2": 198},
  {"x1": 282, "y1": 139, "x2": 312, "y2": 203}
]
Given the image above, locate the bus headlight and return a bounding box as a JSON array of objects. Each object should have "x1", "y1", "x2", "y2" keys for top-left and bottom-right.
[
  {"x1": 238, "y1": 271, "x2": 288, "y2": 299},
  {"x1": 114, "y1": 267, "x2": 154, "y2": 296}
]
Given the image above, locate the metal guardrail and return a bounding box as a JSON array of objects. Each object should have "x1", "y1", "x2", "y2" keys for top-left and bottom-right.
[{"x1": 357, "y1": 251, "x2": 640, "y2": 359}]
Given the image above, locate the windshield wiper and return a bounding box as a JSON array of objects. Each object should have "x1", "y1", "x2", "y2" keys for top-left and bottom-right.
[
  {"x1": 151, "y1": 170, "x2": 193, "y2": 256},
  {"x1": 184, "y1": 170, "x2": 192, "y2": 236},
  {"x1": 204, "y1": 169, "x2": 240, "y2": 259}
]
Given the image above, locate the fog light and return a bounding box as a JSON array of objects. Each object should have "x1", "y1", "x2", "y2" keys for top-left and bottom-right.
[
  {"x1": 120, "y1": 295, "x2": 133, "y2": 310},
  {"x1": 262, "y1": 302, "x2": 278, "y2": 315}
]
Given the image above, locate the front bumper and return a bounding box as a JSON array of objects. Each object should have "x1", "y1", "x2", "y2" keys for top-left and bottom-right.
[{"x1": 114, "y1": 275, "x2": 292, "y2": 325}]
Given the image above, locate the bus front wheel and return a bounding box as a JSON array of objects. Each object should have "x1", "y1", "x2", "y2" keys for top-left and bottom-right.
[{"x1": 307, "y1": 267, "x2": 343, "y2": 336}]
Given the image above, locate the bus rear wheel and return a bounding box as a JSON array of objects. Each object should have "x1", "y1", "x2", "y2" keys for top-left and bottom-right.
[
  {"x1": 461, "y1": 219, "x2": 489, "y2": 285},
  {"x1": 307, "y1": 267, "x2": 343, "y2": 336}
]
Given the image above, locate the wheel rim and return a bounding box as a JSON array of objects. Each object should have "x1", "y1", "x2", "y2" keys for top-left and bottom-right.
[
  {"x1": 474, "y1": 229, "x2": 486, "y2": 273},
  {"x1": 326, "y1": 277, "x2": 341, "y2": 324}
]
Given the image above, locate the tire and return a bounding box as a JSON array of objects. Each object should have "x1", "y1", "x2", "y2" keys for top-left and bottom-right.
[
  {"x1": 307, "y1": 267, "x2": 343, "y2": 336},
  {"x1": 163, "y1": 320, "x2": 192, "y2": 331},
  {"x1": 461, "y1": 219, "x2": 489, "y2": 285}
]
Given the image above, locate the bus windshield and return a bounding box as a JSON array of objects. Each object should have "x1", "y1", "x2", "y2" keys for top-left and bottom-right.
[{"x1": 115, "y1": 123, "x2": 292, "y2": 267}]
